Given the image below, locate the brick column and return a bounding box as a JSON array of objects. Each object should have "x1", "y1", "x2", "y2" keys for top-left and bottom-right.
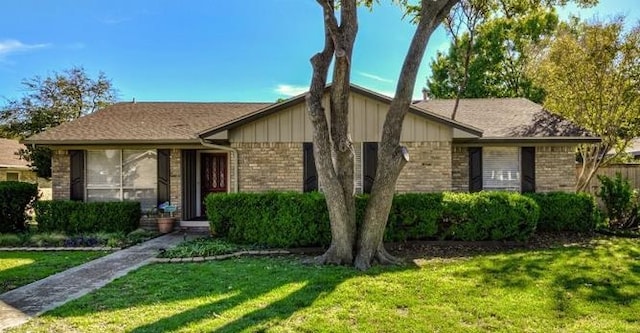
[
  {"x1": 51, "y1": 150, "x2": 70, "y2": 200},
  {"x1": 169, "y1": 149, "x2": 182, "y2": 218},
  {"x1": 451, "y1": 146, "x2": 469, "y2": 192}
]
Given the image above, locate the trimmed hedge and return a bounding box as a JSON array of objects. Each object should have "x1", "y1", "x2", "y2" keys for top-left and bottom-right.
[
  {"x1": 0, "y1": 181, "x2": 39, "y2": 233},
  {"x1": 524, "y1": 192, "x2": 600, "y2": 232},
  {"x1": 35, "y1": 201, "x2": 141, "y2": 234},
  {"x1": 206, "y1": 191, "x2": 540, "y2": 247},
  {"x1": 207, "y1": 192, "x2": 331, "y2": 248}
]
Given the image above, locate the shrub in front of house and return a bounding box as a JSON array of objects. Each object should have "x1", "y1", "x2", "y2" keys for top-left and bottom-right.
[
  {"x1": 441, "y1": 192, "x2": 539, "y2": 241},
  {"x1": 0, "y1": 181, "x2": 39, "y2": 233},
  {"x1": 207, "y1": 191, "x2": 331, "y2": 248},
  {"x1": 206, "y1": 191, "x2": 540, "y2": 247},
  {"x1": 35, "y1": 201, "x2": 141, "y2": 234},
  {"x1": 524, "y1": 192, "x2": 601, "y2": 232}
]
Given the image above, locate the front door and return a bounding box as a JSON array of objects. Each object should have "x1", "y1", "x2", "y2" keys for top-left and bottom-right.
[{"x1": 201, "y1": 153, "x2": 227, "y2": 215}]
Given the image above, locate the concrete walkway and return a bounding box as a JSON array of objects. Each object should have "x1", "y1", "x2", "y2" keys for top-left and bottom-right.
[{"x1": 0, "y1": 232, "x2": 186, "y2": 331}]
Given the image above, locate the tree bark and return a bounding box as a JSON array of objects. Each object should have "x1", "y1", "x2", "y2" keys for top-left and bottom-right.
[
  {"x1": 355, "y1": 0, "x2": 459, "y2": 271},
  {"x1": 307, "y1": 0, "x2": 358, "y2": 265}
]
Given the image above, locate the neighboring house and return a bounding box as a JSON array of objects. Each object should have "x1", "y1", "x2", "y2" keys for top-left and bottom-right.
[
  {"x1": 0, "y1": 138, "x2": 37, "y2": 183},
  {"x1": 23, "y1": 84, "x2": 599, "y2": 225}
]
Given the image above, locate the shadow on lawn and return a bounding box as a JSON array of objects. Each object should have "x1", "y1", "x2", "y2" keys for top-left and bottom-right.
[
  {"x1": 453, "y1": 238, "x2": 640, "y2": 315},
  {"x1": 47, "y1": 256, "x2": 419, "y2": 332}
]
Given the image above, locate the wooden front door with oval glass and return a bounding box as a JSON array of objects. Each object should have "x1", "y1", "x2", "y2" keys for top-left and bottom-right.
[{"x1": 201, "y1": 153, "x2": 227, "y2": 215}]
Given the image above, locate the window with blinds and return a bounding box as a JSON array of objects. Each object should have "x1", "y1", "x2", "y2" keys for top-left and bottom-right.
[
  {"x1": 86, "y1": 149, "x2": 158, "y2": 210},
  {"x1": 482, "y1": 147, "x2": 520, "y2": 191}
]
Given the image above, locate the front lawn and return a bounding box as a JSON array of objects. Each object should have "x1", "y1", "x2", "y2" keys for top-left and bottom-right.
[
  {"x1": 0, "y1": 251, "x2": 109, "y2": 293},
  {"x1": 10, "y1": 238, "x2": 640, "y2": 332}
]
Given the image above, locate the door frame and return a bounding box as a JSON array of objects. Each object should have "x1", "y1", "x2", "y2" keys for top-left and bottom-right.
[{"x1": 195, "y1": 150, "x2": 229, "y2": 216}]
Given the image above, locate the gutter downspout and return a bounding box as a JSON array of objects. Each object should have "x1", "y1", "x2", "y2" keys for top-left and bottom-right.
[{"x1": 198, "y1": 138, "x2": 239, "y2": 193}]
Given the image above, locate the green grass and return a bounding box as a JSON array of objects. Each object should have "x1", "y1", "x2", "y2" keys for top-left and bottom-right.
[
  {"x1": 9, "y1": 238, "x2": 640, "y2": 332},
  {"x1": 159, "y1": 237, "x2": 247, "y2": 258},
  {"x1": 0, "y1": 251, "x2": 108, "y2": 293}
]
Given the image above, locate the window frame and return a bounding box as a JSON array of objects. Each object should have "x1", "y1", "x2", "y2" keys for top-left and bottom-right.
[
  {"x1": 481, "y1": 146, "x2": 521, "y2": 192},
  {"x1": 5, "y1": 172, "x2": 20, "y2": 181},
  {"x1": 85, "y1": 149, "x2": 158, "y2": 210}
]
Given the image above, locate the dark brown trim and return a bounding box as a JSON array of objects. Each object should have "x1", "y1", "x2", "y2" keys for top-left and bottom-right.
[
  {"x1": 303, "y1": 142, "x2": 318, "y2": 192},
  {"x1": 468, "y1": 147, "x2": 482, "y2": 192},
  {"x1": 22, "y1": 139, "x2": 203, "y2": 145},
  {"x1": 157, "y1": 149, "x2": 171, "y2": 206},
  {"x1": 69, "y1": 150, "x2": 85, "y2": 201},
  {"x1": 454, "y1": 137, "x2": 601, "y2": 145}
]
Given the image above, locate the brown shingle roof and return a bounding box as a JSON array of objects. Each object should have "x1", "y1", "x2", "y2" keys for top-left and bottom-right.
[
  {"x1": 25, "y1": 102, "x2": 271, "y2": 144},
  {"x1": 0, "y1": 138, "x2": 29, "y2": 168},
  {"x1": 414, "y1": 98, "x2": 588, "y2": 137}
]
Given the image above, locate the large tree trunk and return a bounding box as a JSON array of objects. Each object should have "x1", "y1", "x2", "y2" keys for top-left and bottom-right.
[
  {"x1": 355, "y1": 0, "x2": 459, "y2": 271},
  {"x1": 307, "y1": 0, "x2": 358, "y2": 265},
  {"x1": 308, "y1": 0, "x2": 460, "y2": 269}
]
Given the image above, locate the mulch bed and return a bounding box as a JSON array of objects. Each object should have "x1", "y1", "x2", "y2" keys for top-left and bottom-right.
[{"x1": 387, "y1": 232, "x2": 602, "y2": 260}]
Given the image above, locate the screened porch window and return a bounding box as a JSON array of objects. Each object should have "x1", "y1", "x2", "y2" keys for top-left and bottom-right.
[
  {"x1": 86, "y1": 149, "x2": 157, "y2": 210},
  {"x1": 482, "y1": 147, "x2": 520, "y2": 191}
]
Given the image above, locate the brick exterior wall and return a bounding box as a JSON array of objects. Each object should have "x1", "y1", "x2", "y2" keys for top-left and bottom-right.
[
  {"x1": 232, "y1": 142, "x2": 303, "y2": 192},
  {"x1": 451, "y1": 146, "x2": 469, "y2": 192},
  {"x1": 169, "y1": 148, "x2": 183, "y2": 218},
  {"x1": 450, "y1": 144, "x2": 576, "y2": 193},
  {"x1": 535, "y1": 145, "x2": 576, "y2": 192},
  {"x1": 396, "y1": 141, "x2": 452, "y2": 192},
  {"x1": 52, "y1": 150, "x2": 70, "y2": 200}
]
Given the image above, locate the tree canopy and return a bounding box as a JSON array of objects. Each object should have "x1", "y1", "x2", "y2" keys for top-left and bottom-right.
[
  {"x1": 0, "y1": 67, "x2": 117, "y2": 178},
  {"x1": 427, "y1": 0, "x2": 597, "y2": 111},
  {"x1": 529, "y1": 17, "x2": 640, "y2": 191}
]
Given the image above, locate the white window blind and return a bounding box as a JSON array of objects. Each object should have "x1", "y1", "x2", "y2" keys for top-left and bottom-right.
[
  {"x1": 482, "y1": 147, "x2": 520, "y2": 191},
  {"x1": 86, "y1": 149, "x2": 158, "y2": 210},
  {"x1": 354, "y1": 142, "x2": 363, "y2": 194}
]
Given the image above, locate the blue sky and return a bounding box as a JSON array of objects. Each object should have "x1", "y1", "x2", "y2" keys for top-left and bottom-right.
[{"x1": 0, "y1": 0, "x2": 637, "y2": 103}]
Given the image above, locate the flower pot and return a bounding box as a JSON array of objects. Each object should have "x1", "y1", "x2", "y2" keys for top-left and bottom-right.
[{"x1": 157, "y1": 217, "x2": 175, "y2": 233}]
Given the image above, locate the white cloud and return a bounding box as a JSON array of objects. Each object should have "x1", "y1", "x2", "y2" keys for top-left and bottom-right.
[
  {"x1": 275, "y1": 84, "x2": 308, "y2": 97},
  {"x1": 0, "y1": 39, "x2": 49, "y2": 57},
  {"x1": 101, "y1": 17, "x2": 131, "y2": 25},
  {"x1": 358, "y1": 71, "x2": 394, "y2": 83}
]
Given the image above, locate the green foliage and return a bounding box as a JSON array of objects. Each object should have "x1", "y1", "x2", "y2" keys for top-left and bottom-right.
[
  {"x1": 0, "y1": 67, "x2": 117, "y2": 178},
  {"x1": 0, "y1": 181, "x2": 39, "y2": 233},
  {"x1": 386, "y1": 193, "x2": 443, "y2": 241},
  {"x1": 0, "y1": 233, "x2": 22, "y2": 247},
  {"x1": 530, "y1": 18, "x2": 640, "y2": 190},
  {"x1": 35, "y1": 201, "x2": 141, "y2": 234},
  {"x1": 206, "y1": 191, "x2": 541, "y2": 247},
  {"x1": 159, "y1": 238, "x2": 244, "y2": 258},
  {"x1": 427, "y1": 1, "x2": 578, "y2": 103},
  {"x1": 441, "y1": 192, "x2": 539, "y2": 241},
  {"x1": 525, "y1": 192, "x2": 600, "y2": 231},
  {"x1": 206, "y1": 192, "x2": 331, "y2": 248},
  {"x1": 597, "y1": 173, "x2": 639, "y2": 230}
]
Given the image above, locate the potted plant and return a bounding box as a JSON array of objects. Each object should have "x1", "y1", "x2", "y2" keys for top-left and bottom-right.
[{"x1": 156, "y1": 201, "x2": 177, "y2": 233}]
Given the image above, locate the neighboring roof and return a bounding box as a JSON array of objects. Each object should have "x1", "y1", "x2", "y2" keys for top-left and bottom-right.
[
  {"x1": 414, "y1": 98, "x2": 592, "y2": 139},
  {"x1": 198, "y1": 84, "x2": 484, "y2": 138},
  {"x1": 24, "y1": 102, "x2": 271, "y2": 145},
  {"x1": 0, "y1": 138, "x2": 29, "y2": 169}
]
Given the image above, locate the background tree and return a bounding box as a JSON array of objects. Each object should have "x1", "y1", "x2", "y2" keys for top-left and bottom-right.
[
  {"x1": 427, "y1": 0, "x2": 597, "y2": 115},
  {"x1": 528, "y1": 17, "x2": 640, "y2": 192},
  {"x1": 0, "y1": 67, "x2": 117, "y2": 178}
]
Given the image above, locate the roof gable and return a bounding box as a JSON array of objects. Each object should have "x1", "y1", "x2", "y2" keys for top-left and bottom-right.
[
  {"x1": 0, "y1": 138, "x2": 29, "y2": 168},
  {"x1": 198, "y1": 84, "x2": 483, "y2": 138}
]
